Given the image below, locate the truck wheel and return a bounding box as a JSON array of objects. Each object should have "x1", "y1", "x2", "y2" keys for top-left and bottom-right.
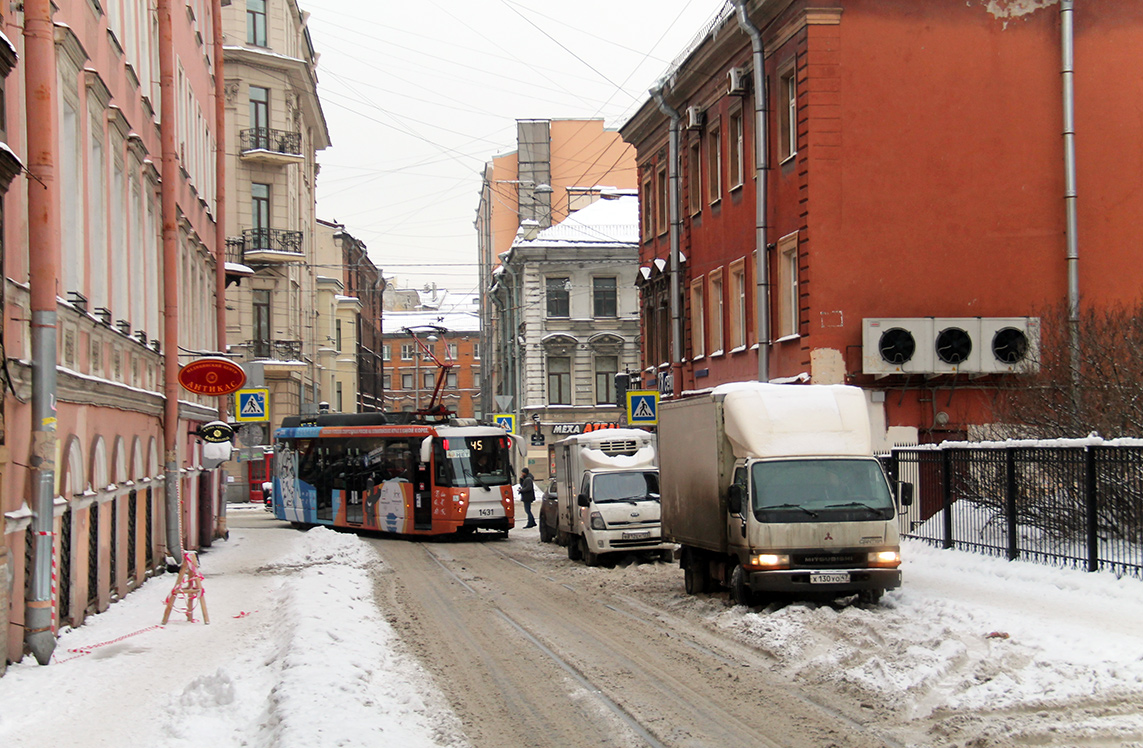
[
  {"x1": 580, "y1": 537, "x2": 600, "y2": 567},
  {"x1": 730, "y1": 565, "x2": 755, "y2": 607},
  {"x1": 858, "y1": 588, "x2": 884, "y2": 605},
  {"x1": 684, "y1": 555, "x2": 709, "y2": 595},
  {"x1": 567, "y1": 537, "x2": 583, "y2": 561}
]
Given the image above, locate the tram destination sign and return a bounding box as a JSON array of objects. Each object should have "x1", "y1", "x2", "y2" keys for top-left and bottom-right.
[{"x1": 178, "y1": 357, "x2": 247, "y2": 396}]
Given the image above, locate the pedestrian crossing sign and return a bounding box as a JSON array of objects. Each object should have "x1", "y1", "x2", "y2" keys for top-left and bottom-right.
[
  {"x1": 235, "y1": 388, "x2": 270, "y2": 422},
  {"x1": 626, "y1": 390, "x2": 659, "y2": 425},
  {"x1": 493, "y1": 414, "x2": 516, "y2": 433}
]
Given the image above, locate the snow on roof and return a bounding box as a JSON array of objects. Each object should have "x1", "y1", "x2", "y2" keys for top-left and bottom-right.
[{"x1": 514, "y1": 194, "x2": 638, "y2": 247}]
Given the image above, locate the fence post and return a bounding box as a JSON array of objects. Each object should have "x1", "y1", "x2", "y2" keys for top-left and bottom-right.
[
  {"x1": 1085, "y1": 447, "x2": 1099, "y2": 573},
  {"x1": 1006, "y1": 448, "x2": 1018, "y2": 561},
  {"x1": 942, "y1": 448, "x2": 954, "y2": 550}
]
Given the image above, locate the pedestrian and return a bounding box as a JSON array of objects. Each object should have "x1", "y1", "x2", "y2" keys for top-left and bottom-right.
[{"x1": 519, "y1": 467, "x2": 536, "y2": 528}]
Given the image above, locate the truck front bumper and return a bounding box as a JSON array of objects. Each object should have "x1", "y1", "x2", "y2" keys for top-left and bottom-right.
[
  {"x1": 589, "y1": 529, "x2": 674, "y2": 555},
  {"x1": 748, "y1": 567, "x2": 901, "y2": 593}
]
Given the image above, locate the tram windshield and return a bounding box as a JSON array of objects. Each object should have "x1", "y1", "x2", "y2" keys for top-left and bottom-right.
[{"x1": 433, "y1": 435, "x2": 512, "y2": 488}]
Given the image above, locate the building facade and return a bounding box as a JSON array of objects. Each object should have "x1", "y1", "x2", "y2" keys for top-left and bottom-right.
[
  {"x1": 221, "y1": 0, "x2": 329, "y2": 444},
  {"x1": 4, "y1": 0, "x2": 226, "y2": 668},
  {"x1": 620, "y1": 0, "x2": 1143, "y2": 443},
  {"x1": 492, "y1": 192, "x2": 642, "y2": 476},
  {"x1": 330, "y1": 223, "x2": 384, "y2": 413},
  {"x1": 383, "y1": 310, "x2": 482, "y2": 420},
  {"x1": 476, "y1": 119, "x2": 638, "y2": 421}
]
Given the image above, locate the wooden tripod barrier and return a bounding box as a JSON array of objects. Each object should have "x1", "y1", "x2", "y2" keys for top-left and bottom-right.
[{"x1": 161, "y1": 551, "x2": 210, "y2": 625}]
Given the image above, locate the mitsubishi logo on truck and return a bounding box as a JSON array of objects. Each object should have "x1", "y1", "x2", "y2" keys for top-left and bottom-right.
[{"x1": 824, "y1": 532, "x2": 833, "y2": 541}]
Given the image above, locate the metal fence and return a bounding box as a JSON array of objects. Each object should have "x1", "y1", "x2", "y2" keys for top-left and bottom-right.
[{"x1": 883, "y1": 441, "x2": 1143, "y2": 579}]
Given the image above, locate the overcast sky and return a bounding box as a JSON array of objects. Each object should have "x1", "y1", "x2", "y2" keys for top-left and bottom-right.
[{"x1": 301, "y1": 0, "x2": 730, "y2": 297}]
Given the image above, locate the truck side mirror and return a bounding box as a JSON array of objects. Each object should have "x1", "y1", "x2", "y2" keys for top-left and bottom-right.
[
  {"x1": 577, "y1": 493, "x2": 591, "y2": 508},
  {"x1": 727, "y1": 484, "x2": 744, "y2": 514},
  {"x1": 898, "y1": 482, "x2": 914, "y2": 507}
]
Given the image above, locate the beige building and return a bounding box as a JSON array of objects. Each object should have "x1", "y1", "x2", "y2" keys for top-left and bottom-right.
[
  {"x1": 314, "y1": 221, "x2": 362, "y2": 413},
  {"x1": 221, "y1": 0, "x2": 331, "y2": 444}
]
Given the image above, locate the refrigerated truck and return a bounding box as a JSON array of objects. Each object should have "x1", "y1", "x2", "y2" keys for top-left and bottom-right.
[{"x1": 660, "y1": 382, "x2": 907, "y2": 605}]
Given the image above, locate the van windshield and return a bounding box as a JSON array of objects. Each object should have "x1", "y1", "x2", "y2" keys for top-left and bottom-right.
[
  {"x1": 592, "y1": 471, "x2": 659, "y2": 503},
  {"x1": 750, "y1": 458, "x2": 894, "y2": 523}
]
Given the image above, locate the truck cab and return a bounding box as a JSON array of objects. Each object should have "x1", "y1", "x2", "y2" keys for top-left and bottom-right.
[{"x1": 553, "y1": 429, "x2": 674, "y2": 565}]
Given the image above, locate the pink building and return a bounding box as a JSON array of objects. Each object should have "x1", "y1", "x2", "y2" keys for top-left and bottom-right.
[{"x1": 2, "y1": 0, "x2": 225, "y2": 669}]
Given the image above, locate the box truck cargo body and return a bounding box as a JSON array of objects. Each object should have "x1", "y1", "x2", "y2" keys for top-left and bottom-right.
[
  {"x1": 660, "y1": 383, "x2": 904, "y2": 605},
  {"x1": 552, "y1": 429, "x2": 673, "y2": 566}
]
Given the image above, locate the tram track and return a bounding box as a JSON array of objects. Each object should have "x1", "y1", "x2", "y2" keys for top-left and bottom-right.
[{"x1": 368, "y1": 534, "x2": 904, "y2": 748}]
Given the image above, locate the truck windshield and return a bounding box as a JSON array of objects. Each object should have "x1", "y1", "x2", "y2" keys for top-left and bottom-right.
[
  {"x1": 750, "y1": 458, "x2": 894, "y2": 523},
  {"x1": 592, "y1": 471, "x2": 659, "y2": 503}
]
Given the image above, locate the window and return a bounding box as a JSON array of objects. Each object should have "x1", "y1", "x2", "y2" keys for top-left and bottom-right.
[
  {"x1": 421, "y1": 344, "x2": 435, "y2": 362},
  {"x1": 641, "y1": 174, "x2": 654, "y2": 239},
  {"x1": 336, "y1": 381, "x2": 343, "y2": 412},
  {"x1": 473, "y1": 342, "x2": 481, "y2": 360},
  {"x1": 252, "y1": 289, "x2": 271, "y2": 358},
  {"x1": 446, "y1": 343, "x2": 458, "y2": 360},
  {"x1": 593, "y1": 277, "x2": 617, "y2": 318},
  {"x1": 595, "y1": 356, "x2": 618, "y2": 406},
  {"x1": 708, "y1": 268, "x2": 724, "y2": 354},
  {"x1": 384, "y1": 374, "x2": 392, "y2": 389},
  {"x1": 251, "y1": 182, "x2": 270, "y2": 248},
  {"x1": 656, "y1": 167, "x2": 668, "y2": 234},
  {"x1": 382, "y1": 345, "x2": 391, "y2": 361},
  {"x1": 730, "y1": 259, "x2": 747, "y2": 349},
  {"x1": 548, "y1": 357, "x2": 571, "y2": 405},
  {"x1": 335, "y1": 319, "x2": 342, "y2": 352},
  {"x1": 729, "y1": 110, "x2": 744, "y2": 189},
  {"x1": 780, "y1": 67, "x2": 797, "y2": 161},
  {"x1": 401, "y1": 373, "x2": 414, "y2": 390},
  {"x1": 247, "y1": 0, "x2": 267, "y2": 47},
  {"x1": 446, "y1": 372, "x2": 458, "y2": 388},
  {"x1": 688, "y1": 140, "x2": 702, "y2": 216},
  {"x1": 546, "y1": 277, "x2": 570, "y2": 318},
  {"x1": 690, "y1": 278, "x2": 705, "y2": 358},
  {"x1": 423, "y1": 372, "x2": 434, "y2": 389},
  {"x1": 707, "y1": 124, "x2": 722, "y2": 204},
  {"x1": 777, "y1": 231, "x2": 800, "y2": 338},
  {"x1": 249, "y1": 86, "x2": 269, "y2": 148},
  {"x1": 401, "y1": 343, "x2": 414, "y2": 361}
]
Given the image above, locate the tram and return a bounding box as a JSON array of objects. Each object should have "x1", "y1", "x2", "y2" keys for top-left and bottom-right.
[{"x1": 272, "y1": 412, "x2": 520, "y2": 536}]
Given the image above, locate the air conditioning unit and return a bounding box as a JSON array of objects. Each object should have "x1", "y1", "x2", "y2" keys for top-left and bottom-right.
[
  {"x1": 979, "y1": 317, "x2": 1039, "y2": 374},
  {"x1": 862, "y1": 318, "x2": 935, "y2": 377},
  {"x1": 726, "y1": 67, "x2": 747, "y2": 95},
  {"x1": 931, "y1": 318, "x2": 981, "y2": 375},
  {"x1": 685, "y1": 105, "x2": 704, "y2": 130}
]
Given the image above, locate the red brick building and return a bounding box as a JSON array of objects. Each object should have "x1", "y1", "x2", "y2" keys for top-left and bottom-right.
[
  {"x1": 382, "y1": 310, "x2": 482, "y2": 420},
  {"x1": 621, "y1": 0, "x2": 1143, "y2": 442}
]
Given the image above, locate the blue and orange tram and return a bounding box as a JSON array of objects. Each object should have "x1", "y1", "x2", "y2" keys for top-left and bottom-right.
[{"x1": 272, "y1": 413, "x2": 520, "y2": 536}]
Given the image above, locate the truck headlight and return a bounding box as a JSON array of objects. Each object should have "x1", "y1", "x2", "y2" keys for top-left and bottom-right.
[
  {"x1": 589, "y1": 511, "x2": 607, "y2": 530},
  {"x1": 868, "y1": 550, "x2": 901, "y2": 567},
  {"x1": 747, "y1": 553, "x2": 789, "y2": 569}
]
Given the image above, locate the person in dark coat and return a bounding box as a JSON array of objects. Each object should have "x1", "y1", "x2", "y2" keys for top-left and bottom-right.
[{"x1": 519, "y1": 467, "x2": 536, "y2": 528}]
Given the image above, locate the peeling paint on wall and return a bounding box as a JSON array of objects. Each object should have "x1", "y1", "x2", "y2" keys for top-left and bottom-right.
[{"x1": 978, "y1": 0, "x2": 1059, "y2": 27}]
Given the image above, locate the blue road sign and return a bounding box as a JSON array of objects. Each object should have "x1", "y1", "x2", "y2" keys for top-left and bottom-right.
[{"x1": 626, "y1": 390, "x2": 659, "y2": 425}]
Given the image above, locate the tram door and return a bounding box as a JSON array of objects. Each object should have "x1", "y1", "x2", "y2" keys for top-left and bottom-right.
[{"x1": 413, "y1": 444, "x2": 432, "y2": 530}]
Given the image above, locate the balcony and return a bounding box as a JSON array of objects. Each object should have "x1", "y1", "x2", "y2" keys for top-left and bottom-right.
[
  {"x1": 243, "y1": 339, "x2": 304, "y2": 362},
  {"x1": 239, "y1": 128, "x2": 304, "y2": 165},
  {"x1": 239, "y1": 227, "x2": 304, "y2": 265}
]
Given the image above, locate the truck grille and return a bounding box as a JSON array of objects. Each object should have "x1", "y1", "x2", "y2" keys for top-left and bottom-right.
[
  {"x1": 793, "y1": 552, "x2": 862, "y2": 567},
  {"x1": 597, "y1": 439, "x2": 641, "y2": 456}
]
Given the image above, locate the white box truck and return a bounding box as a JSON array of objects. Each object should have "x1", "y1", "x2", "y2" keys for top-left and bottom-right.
[
  {"x1": 552, "y1": 428, "x2": 674, "y2": 566},
  {"x1": 660, "y1": 382, "x2": 907, "y2": 605}
]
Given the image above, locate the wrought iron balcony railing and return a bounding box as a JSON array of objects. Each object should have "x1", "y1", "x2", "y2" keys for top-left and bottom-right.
[
  {"x1": 242, "y1": 227, "x2": 303, "y2": 255},
  {"x1": 244, "y1": 339, "x2": 304, "y2": 361},
  {"x1": 239, "y1": 127, "x2": 302, "y2": 156}
]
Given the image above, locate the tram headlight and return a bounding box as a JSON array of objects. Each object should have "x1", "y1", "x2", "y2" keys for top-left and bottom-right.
[{"x1": 589, "y1": 511, "x2": 607, "y2": 531}]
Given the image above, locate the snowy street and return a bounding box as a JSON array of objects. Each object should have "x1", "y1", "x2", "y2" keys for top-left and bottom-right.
[{"x1": 1, "y1": 502, "x2": 1141, "y2": 747}]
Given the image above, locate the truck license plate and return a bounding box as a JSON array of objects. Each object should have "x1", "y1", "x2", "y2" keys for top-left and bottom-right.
[
  {"x1": 810, "y1": 572, "x2": 850, "y2": 584},
  {"x1": 622, "y1": 531, "x2": 650, "y2": 540}
]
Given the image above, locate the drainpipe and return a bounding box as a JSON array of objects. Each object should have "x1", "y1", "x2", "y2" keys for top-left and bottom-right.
[
  {"x1": 731, "y1": 0, "x2": 772, "y2": 382},
  {"x1": 651, "y1": 85, "x2": 684, "y2": 398},
  {"x1": 501, "y1": 259, "x2": 522, "y2": 430},
  {"x1": 24, "y1": 0, "x2": 60, "y2": 665},
  {"x1": 1060, "y1": 0, "x2": 1080, "y2": 389},
  {"x1": 212, "y1": 0, "x2": 227, "y2": 538},
  {"x1": 158, "y1": 0, "x2": 184, "y2": 563}
]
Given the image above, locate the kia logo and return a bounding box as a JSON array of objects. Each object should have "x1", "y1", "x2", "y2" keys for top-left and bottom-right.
[{"x1": 630, "y1": 512, "x2": 640, "y2": 518}]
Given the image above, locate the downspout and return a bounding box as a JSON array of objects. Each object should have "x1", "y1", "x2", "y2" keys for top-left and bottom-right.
[
  {"x1": 24, "y1": 0, "x2": 60, "y2": 665},
  {"x1": 1060, "y1": 0, "x2": 1080, "y2": 389},
  {"x1": 502, "y1": 259, "x2": 522, "y2": 430},
  {"x1": 732, "y1": 0, "x2": 772, "y2": 382},
  {"x1": 158, "y1": 0, "x2": 184, "y2": 563},
  {"x1": 651, "y1": 85, "x2": 683, "y2": 398},
  {"x1": 212, "y1": 0, "x2": 227, "y2": 539}
]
